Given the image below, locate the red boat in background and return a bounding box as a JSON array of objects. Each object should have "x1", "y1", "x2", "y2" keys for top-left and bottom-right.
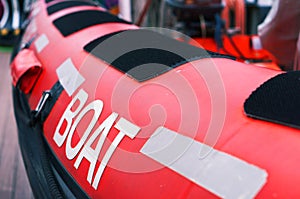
[{"x1": 10, "y1": 0, "x2": 300, "y2": 199}]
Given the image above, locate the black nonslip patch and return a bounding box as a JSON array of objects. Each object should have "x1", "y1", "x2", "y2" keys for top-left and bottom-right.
[
  {"x1": 84, "y1": 29, "x2": 233, "y2": 82},
  {"x1": 244, "y1": 71, "x2": 300, "y2": 129},
  {"x1": 47, "y1": 1, "x2": 97, "y2": 15},
  {"x1": 53, "y1": 10, "x2": 131, "y2": 37}
]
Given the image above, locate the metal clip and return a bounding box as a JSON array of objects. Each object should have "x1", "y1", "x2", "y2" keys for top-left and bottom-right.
[{"x1": 34, "y1": 91, "x2": 51, "y2": 120}]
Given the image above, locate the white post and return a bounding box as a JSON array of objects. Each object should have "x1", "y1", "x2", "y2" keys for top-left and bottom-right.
[{"x1": 119, "y1": 0, "x2": 132, "y2": 22}]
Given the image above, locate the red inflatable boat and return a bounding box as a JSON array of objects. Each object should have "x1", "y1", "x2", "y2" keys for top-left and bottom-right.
[{"x1": 11, "y1": 0, "x2": 300, "y2": 198}]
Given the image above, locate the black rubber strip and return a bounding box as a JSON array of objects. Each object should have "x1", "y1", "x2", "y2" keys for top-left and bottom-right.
[
  {"x1": 45, "y1": 0, "x2": 55, "y2": 3},
  {"x1": 13, "y1": 87, "x2": 64, "y2": 199},
  {"x1": 53, "y1": 10, "x2": 131, "y2": 37},
  {"x1": 244, "y1": 71, "x2": 300, "y2": 129},
  {"x1": 13, "y1": 86, "x2": 89, "y2": 199},
  {"x1": 47, "y1": 1, "x2": 97, "y2": 15},
  {"x1": 84, "y1": 29, "x2": 233, "y2": 82}
]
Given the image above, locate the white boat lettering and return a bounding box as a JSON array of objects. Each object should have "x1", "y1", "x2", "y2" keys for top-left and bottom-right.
[{"x1": 53, "y1": 89, "x2": 141, "y2": 190}]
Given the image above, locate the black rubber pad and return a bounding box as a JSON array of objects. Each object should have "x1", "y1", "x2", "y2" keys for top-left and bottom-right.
[
  {"x1": 84, "y1": 29, "x2": 233, "y2": 82},
  {"x1": 47, "y1": 1, "x2": 97, "y2": 15},
  {"x1": 53, "y1": 10, "x2": 131, "y2": 37},
  {"x1": 84, "y1": 30, "x2": 124, "y2": 48},
  {"x1": 244, "y1": 71, "x2": 300, "y2": 129},
  {"x1": 45, "y1": 0, "x2": 54, "y2": 3}
]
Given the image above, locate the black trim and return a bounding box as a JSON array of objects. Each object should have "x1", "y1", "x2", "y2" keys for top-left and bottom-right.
[
  {"x1": 13, "y1": 87, "x2": 64, "y2": 199},
  {"x1": 13, "y1": 84, "x2": 89, "y2": 199},
  {"x1": 47, "y1": 135, "x2": 90, "y2": 199},
  {"x1": 53, "y1": 10, "x2": 131, "y2": 37},
  {"x1": 84, "y1": 29, "x2": 234, "y2": 82},
  {"x1": 47, "y1": 1, "x2": 97, "y2": 15}
]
